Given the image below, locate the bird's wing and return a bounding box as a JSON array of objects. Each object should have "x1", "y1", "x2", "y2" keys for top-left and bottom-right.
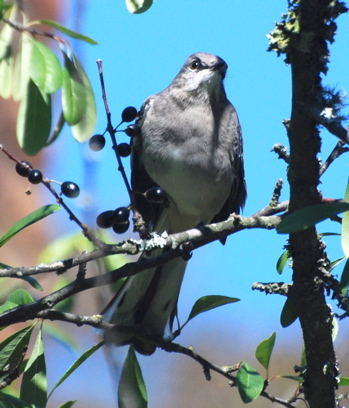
[
  {"x1": 211, "y1": 104, "x2": 247, "y2": 228},
  {"x1": 131, "y1": 96, "x2": 166, "y2": 229}
]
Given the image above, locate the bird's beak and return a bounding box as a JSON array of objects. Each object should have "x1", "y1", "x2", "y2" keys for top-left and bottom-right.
[{"x1": 211, "y1": 61, "x2": 228, "y2": 79}]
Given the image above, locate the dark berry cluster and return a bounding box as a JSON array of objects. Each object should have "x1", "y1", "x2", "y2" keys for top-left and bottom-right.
[
  {"x1": 15, "y1": 161, "x2": 80, "y2": 199},
  {"x1": 96, "y1": 187, "x2": 166, "y2": 235},
  {"x1": 97, "y1": 207, "x2": 130, "y2": 234},
  {"x1": 145, "y1": 187, "x2": 167, "y2": 204},
  {"x1": 88, "y1": 106, "x2": 139, "y2": 157},
  {"x1": 91, "y1": 106, "x2": 167, "y2": 235}
]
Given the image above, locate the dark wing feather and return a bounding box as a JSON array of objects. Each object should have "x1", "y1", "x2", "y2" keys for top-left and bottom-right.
[
  {"x1": 131, "y1": 97, "x2": 165, "y2": 228},
  {"x1": 211, "y1": 106, "x2": 247, "y2": 243}
]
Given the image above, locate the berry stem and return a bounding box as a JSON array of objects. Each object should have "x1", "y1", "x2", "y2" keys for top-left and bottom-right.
[
  {"x1": 0, "y1": 144, "x2": 105, "y2": 248},
  {"x1": 96, "y1": 59, "x2": 136, "y2": 211},
  {"x1": 41, "y1": 179, "x2": 105, "y2": 247},
  {"x1": 0, "y1": 144, "x2": 31, "y2": 167}
]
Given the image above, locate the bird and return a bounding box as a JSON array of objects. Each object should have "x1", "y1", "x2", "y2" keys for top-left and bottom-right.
[{"x1": 102, "y1": 52, "x2": 247, "y2": 355}]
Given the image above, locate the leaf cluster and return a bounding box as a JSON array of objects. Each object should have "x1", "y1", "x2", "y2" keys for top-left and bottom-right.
[{"x1": 0, "y1": 4, "x2": 97, "y2": 155}]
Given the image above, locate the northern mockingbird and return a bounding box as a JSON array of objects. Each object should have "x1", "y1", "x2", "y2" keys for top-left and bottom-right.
[{"x1": 103, "y1": 52, "x2": 247, "y2": 355}]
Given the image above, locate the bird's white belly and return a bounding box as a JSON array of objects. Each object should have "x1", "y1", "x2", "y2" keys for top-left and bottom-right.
[{"x1": 144, "y1": 145, "x2": 231, "y2": 224}]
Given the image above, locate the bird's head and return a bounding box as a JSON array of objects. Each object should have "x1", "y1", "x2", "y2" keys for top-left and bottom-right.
[{"x1": 171, "y1": 53, "x2": 228, "y2": 99}]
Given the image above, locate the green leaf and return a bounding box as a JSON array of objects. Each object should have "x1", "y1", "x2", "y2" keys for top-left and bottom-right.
[
  {"x1": 118, "y1": 347, "x2": 147, "y2": 408},
  {"x1": 300, "y1": 345, "x2": 306, "y2": 367},
  {"x1": 277, "y1": 202, "x2": 349, "y2": 234},
  {"x1": 61, "y1": 52, "x2": 86, "y2": 126},
  {"x1": 37, "y1": 20, "x2": 97, "y2": 44},
  {"x1": 340, "y1": 259, "x2": 349, "y2": 295},
  {"x1": 47, "y1": 111, "x2": 65, "y2": 145},
  {"x1": 126, "y1": 0, "x2": 154, "y2": 14},
  {"x1": 276, "y1": 250, "x2": 289, "y2": 274},
  {"x1": 0, "y1": 205, "x2": 60, "y2": 247},
  {"x1": 20, "y1": 329, "x2": 47, "y2": 407},
  {"x1": 0, "y1": 263, "x2": 10, "y2": 268},
  {"x1": 342, "y1": 180, "x2": 349, "y2": 257},
  {"x1": 0, "y1": 11, "x2": 14, "y2": 60},
  {"x1": 48, "y1": 341, "x2": 103, "y2": 400},
  {"x1": 280, "y1": 297, "x2": 298, "y2": 328},
  {"x1": 0, "y1": 325, "x2": 34, "y2": 374},
  {"x1": 338, "y1": 376, "x2": 349, "y2": 386},
  {"x1": 70, "y1": 54, "x2": 96, "y2": 142},
  {"x1": 0, "y1": 289, "x2": 34, "y2": 313},
  {"x1": 6, "y1": 289, "x2": 34, "y2": 305},
  {"x1": 0, "y1": 0, "x2": 4, "y2": 18},
  {"x1": 0, "y1": 393, "x2": 32, "y2": 407},
  {"x1": 30, "y1": 39, "x2": 62, "y2": 94},
  {"x1": 12, "y1": 34, "x2": 32, "y2": 101},
  {"x1": 0, "y1": 264, "x2": 43, "y2": 291},
  {"x1": 329, "y1": 256, "x2": 346, "y2": 271},
  {"x1": 16, "y1": 79, "x2": 52, "y2": 155},
  {"x1": 187, "y1": 295, "x2": 240, "y2": 323},
  {"x1": 20, "y1": 276, "x2": 43, "y2": 291},
  {"x1": 0, "y1": 55, "x2": 13, "y2": 99},
  {"x1": 57, "y1": 401, "x2": 76, "y2": 408},
  {"x1": 278, "y1": 374, "x2": 303, "y2": 382},
  {"x1": 236, "y1": 362, "x2": 264, "y2": 403},
  {"x1": 255, "y1": 332, "x2": 276, "y2": 371}
]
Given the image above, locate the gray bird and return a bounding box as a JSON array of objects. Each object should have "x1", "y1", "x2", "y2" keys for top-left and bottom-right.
[{"x1": 103, "y1": 52, "x2": 247, "y2": 355}]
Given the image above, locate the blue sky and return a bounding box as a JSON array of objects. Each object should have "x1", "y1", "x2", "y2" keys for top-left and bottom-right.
[{"x1": 44, "y1": 1, "x2": 349, "y2": 406}]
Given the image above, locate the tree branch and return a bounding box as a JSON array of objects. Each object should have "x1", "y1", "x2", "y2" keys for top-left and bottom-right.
[
  {"x1": 252, "y1": 282, "x2": 291, "y2": 296},
  {"x1": 161, "y1": 342, "x2": 298, "y2": 407},
  {"x1": 0, "y1": 214, "x2": 282, "y2": 279},
  {"x1": 320, "y1": 141, "x2": 349, "y2": 176},
  {"x1": 282, "y1": 0, "x2": 345, "y2": 405}
]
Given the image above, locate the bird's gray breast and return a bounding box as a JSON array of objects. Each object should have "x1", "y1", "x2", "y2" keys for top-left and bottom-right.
[{"x1": 139, "y1": 95, "x2": 235, "y2": 221}]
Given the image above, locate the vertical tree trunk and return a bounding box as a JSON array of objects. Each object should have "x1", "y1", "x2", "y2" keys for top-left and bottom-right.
[{"x1": 287, "y1": 0, "x2": 343, "y2": 406}]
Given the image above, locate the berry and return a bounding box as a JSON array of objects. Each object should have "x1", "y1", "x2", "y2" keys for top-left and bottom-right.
[
  {"x1": 145, "y1": 187, "x2": 166, "y2": 204},
  {"x1": 125, "y1": 124, "x2": 141, "y2": 137},
  {"x1": 117, "y1": 143, "x2": 132, "y2": 157},
  {"x1": 16, "y1": 161, "x2": 32, "y2": 177},
  {"x1": 112, "y1": 220, "x2": 130, "y2": 234},
  {"x1": 96, "y1": 211, "x2": 114, "y2": 229},
  {"x1": 61, "y1": 181, "x2": 80, "y2": 198},
  {"x1": 121, "y1": 106, "x2": 137, "y2": 122},
  {"x1": 28, "y1": 169, "x2": 43, "y2": 184},
  {"x1": 89, "y1": 134, "x2": 106, "y2": 151},
  {"x1": 113, "y1": 207, "x2": 130, "y2": 225}
]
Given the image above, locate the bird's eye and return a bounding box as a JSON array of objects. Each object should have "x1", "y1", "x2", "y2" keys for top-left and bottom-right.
[{"x1": 189, "y1": 60, "x2": 200, "y2": 71}]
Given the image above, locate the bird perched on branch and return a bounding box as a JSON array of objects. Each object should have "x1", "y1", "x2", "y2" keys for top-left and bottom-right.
[{"x1": 103, "y1": 52, "x2": 247, "y2": 355}]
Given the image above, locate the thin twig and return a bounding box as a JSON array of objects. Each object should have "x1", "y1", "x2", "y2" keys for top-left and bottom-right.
[
  {"x1": 318, "y1": 118, "x2": 349, "y2": 144},
  {"x1": 270, "y1": 179, "x2": 284, "y2": 207},
  {"x1": 0, "y1": 144, "x2": 105, "y2": 248},
  {"x1": 96, "y1": 59, "x2": 135, "y2": 210},
  {"x1": 320, "y1": 141, "x2": 349, "y2": 176},
  {"x1": 252, "y1": 282, "x2": 291, "y2": 296},
  {"x1": 252, "y1": 201, "x2": 288, "y2": 217},
  {"x1": 3, "y1": 18, "x2": 63, "y2": 43},
  {"x1": 272, "y1": 143, "x2": 290, "y2": 163},
  {"x1": 161, "y1": 342, "x2": 297, "y2": 407},
  {"x1": 36, "y1": 310, "x2": 113, "y2": 330}
]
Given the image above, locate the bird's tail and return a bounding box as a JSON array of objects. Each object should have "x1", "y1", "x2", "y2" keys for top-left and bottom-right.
[{"x1": 102, "y1": 209, "x2": 187, "y2": 355}]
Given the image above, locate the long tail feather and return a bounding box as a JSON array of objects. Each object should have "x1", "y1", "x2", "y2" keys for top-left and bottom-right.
[{"x1": 103, "y1": 209, "x2": 187, "y2": 355}]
